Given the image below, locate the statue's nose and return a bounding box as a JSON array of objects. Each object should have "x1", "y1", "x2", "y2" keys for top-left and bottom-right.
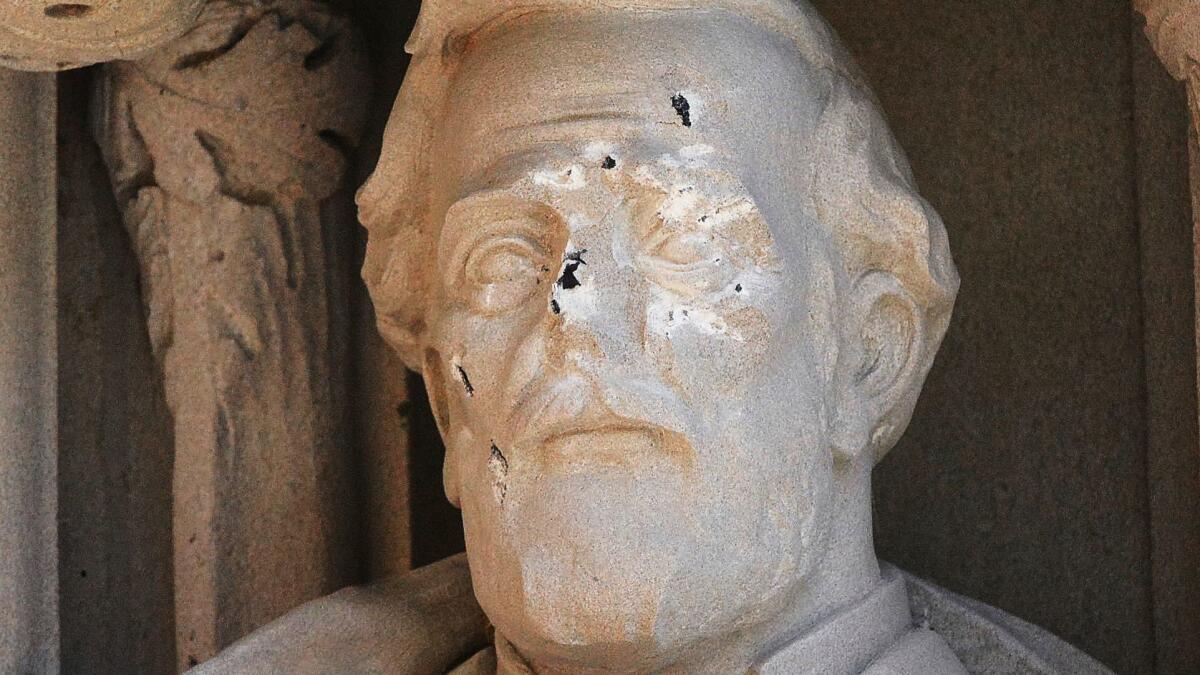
[{"x1": 546, "y1": 244, "x2": 647, "y2": 370}]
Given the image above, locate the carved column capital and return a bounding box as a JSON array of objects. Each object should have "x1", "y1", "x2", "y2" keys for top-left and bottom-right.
[
  {"x1": 0, "y1": 0, "x2": 204, "y2": 71},
  {"x1": 94, "y1": 0, "x2": 370, "y2": 667},
  {"x1": 1137, "y1": 0, "x2": 1200, "y2": 80}
]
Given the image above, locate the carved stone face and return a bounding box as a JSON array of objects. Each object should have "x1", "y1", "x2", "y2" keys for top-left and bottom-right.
[{"x1": 416, "y1": 11, "x2": 856, "y2": 670}]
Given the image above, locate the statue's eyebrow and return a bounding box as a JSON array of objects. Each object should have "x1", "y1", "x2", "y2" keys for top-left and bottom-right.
[{"x1": 436, "y1": 190, "x2": 556, "y2": 276}]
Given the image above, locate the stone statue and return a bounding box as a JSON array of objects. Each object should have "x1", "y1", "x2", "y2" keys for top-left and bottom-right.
[{"x1": 199, "y1": 1, "x2": 1112, "y2": 673}]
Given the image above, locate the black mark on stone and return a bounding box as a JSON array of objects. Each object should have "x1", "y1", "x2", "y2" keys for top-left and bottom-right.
[
  {"x1": 79, "y1": 569, "x2": 87, "y2": 578},
  {"x1": 602, "y1": 156, "x2": 618, "y2": 170},
  {"x1": 173, "y1": 15, "x2": 259, "y2": 70},
  {"x1": 188, "y1": 656, "x2": 199, "y2": 668},
  {"x1": 317, "y1": 128, "x2": 355, "y2": 161},
  {"x1": 735, "y1": 284, "x2": 743, "y2": 293},
  {"x1": 489, "y1": 442, "x2": 509, "y2": 503},
  {"x1": 304, "y1": 35, "x2": 339, "y2": 71},
  {"x1": 550, "y1": 299, "x2": 562, "y2": 315},
  {"x1": 671, "y1": 94, "x2": 692, "y2": 127},
  {"x1": 490, "y1": 443, "x2": 508, "y2": 469},
  {"x1": 557, "y1": 249, "x2": 588, "y2": 290},
  {"x1": 456, "y1": 364, "x2": 474, "y2": 397},
  {"x1": 44, "y1": 4, "x2": 92, "y2": 18}
]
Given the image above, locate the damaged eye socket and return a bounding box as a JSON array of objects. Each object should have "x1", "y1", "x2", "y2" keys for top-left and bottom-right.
[
  {"x1": 463, "y1": 235, "x2": 550, "y2": 314},
  {"x1": 638, "y1": 228, "x2": 734, "y2": 297}
]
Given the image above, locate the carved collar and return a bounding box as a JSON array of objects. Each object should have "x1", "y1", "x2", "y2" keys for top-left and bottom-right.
[{"x1": 753, "y1": 565, "x2": 914, "y2": 675}]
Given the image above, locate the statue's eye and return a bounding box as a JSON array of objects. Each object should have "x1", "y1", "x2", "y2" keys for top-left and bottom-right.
[
  {"x1": 639, "y1": 227, "x2": 734, "y2": 297},
  {"x1": 463, "y1": 234, "x2": 549, "y2": 314}
]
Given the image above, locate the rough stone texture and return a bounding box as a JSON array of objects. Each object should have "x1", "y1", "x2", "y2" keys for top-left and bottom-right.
[
  {"x1": 193, "y1": 555, "x2": 490, "y2": 675},
  {"x1": 57, "y1": 68, "x2": 177, "y2": 674},
  {"x1": 805, "y1": 2, "x2": 1197, "y2": 672},
  {"x1": 93, "y1": 1, "x2": 371, "y2": 667},
  {"x1": 0, "y1": 0, "x2": 204, "y2": 71},
  {"x1": 197, "y1": 555, "x2": 1107, "y2": 675},
  {"x1": 902, "y1": 570, "x2": 1110, "y2": 675},
  {"x1": 0, "y1": 67, "x2": 58, "y2": 675}
]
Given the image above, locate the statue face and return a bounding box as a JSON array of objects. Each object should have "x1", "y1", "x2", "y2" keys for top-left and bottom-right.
[{"x1": 420, "y1": 10, "x2": 852, "y2": 671}]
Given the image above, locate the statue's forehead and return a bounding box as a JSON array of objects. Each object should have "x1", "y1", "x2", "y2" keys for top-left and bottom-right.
[{"x1": 437, "y1": 8, "x2": 822, "y2": 191}]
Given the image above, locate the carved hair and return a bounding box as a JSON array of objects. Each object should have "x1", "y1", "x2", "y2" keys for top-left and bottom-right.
[{"x1": 357, "y1": 1, "x2": 960, "y2": 432}]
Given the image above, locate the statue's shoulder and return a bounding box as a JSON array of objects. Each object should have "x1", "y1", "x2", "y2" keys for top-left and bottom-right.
[
  {"x1": 888, "y1": 565, "x2": 1112, "y2": 674},
  {"x1": 192, "y1": 553, "x2": 489, "y2": 674}
]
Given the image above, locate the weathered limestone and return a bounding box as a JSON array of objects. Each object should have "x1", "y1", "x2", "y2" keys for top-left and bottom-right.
[
  {"x1": 93, "y1": 0, "x2": 370, "y2": 667},
  {"x1": 0, "y1": 0, "x2": 204, "y2": 71},
  {"x1": 202, "y1": 1, "x2": 1110, "y2": 673},
  {"x1": 0, "y1": 69, "x2": 59, "y2": 674}
]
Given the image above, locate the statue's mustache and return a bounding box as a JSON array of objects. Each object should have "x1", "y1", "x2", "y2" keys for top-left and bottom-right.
[{"x1": 506, "y1": 372, "x2": 692, "y2": 454}]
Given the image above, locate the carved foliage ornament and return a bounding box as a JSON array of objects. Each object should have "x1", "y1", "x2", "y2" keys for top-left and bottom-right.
[
  {"x1": 94, "y1": 0, "x2": 369, "y2": 665},
  {"x1": 0, "y1": 0, "x2": 205, "y2": 71}
]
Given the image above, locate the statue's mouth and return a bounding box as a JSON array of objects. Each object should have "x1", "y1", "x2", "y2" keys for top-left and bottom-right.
[
  {"x1": 505, "y1": 374, "x2": 695, "y2": 473},
  {"x1": 538, "y1": 423, "x2": 665, "y2": 473}
]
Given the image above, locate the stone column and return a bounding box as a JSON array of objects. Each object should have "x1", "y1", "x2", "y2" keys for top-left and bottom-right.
[
  {"x1": 0, "y1": 69, "x2": 58, "y2": 673},
  {"x1": 94, "y1": 1, "x2": 370, "y2": 667}
]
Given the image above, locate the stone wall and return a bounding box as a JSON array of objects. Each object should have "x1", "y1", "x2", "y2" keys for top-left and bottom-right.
[{"x1": 811, "y1": 2, "x2": 1200, "y2": 673}]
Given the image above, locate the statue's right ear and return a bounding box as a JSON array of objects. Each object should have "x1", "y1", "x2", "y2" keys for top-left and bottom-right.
[{"x1": 830, "y1": 271, "x2": 927, "y2": 465}]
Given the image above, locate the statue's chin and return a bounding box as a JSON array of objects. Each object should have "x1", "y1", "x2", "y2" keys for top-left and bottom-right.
[{"x1": 463, "y1": 465, "x2": 798, "y2": 670}]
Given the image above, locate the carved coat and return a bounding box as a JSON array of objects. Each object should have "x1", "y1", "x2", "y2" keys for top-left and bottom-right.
[{"x1": 196, "y1": 554, "x2": 1111, "y2": 674}]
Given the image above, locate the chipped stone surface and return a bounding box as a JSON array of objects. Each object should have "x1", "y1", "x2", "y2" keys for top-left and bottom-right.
[
  {"x1": 316, "y1": 0, "x2": 1098, "y2": 672},
  {"x1": 93, "y1": 0, "x2": 370, "y2": 668}
]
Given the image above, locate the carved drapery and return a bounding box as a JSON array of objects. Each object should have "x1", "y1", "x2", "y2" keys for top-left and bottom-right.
[
  {"x1": 0, "y1": 0, "x2": 204, "y2": 71},
  {"x1": 94, "y1": 0, "x2": 370, "y2": 667}
]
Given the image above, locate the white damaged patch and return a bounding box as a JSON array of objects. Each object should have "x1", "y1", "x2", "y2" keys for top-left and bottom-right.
[
  {"x1": 646, "y1": 289, "x2": 739, "y2": 341},
  {"x1": 583, "y1": 141, "x2": 616, "y2": 162},
  {"x1": 554, "y1": 273, "x2": 599, "y2": 323},
  {"x1": 658, "y1": 185, "x2": 703, "y2": 222},
  {"x1": 532, "y1": 165, "x2": 587, "y2": 190},
  {"x1": 679, "y1": 144, "x2": 715, "y2": 160}
]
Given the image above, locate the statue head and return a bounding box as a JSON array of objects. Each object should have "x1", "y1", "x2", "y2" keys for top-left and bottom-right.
[{"x1": 358, "y1": 1, "x2": 958, "y2": 670}]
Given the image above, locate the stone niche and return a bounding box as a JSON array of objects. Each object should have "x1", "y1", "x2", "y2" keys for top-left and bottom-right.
[{"x1": 0, "y1": 0, "x2": 1196, "y2": 674}]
